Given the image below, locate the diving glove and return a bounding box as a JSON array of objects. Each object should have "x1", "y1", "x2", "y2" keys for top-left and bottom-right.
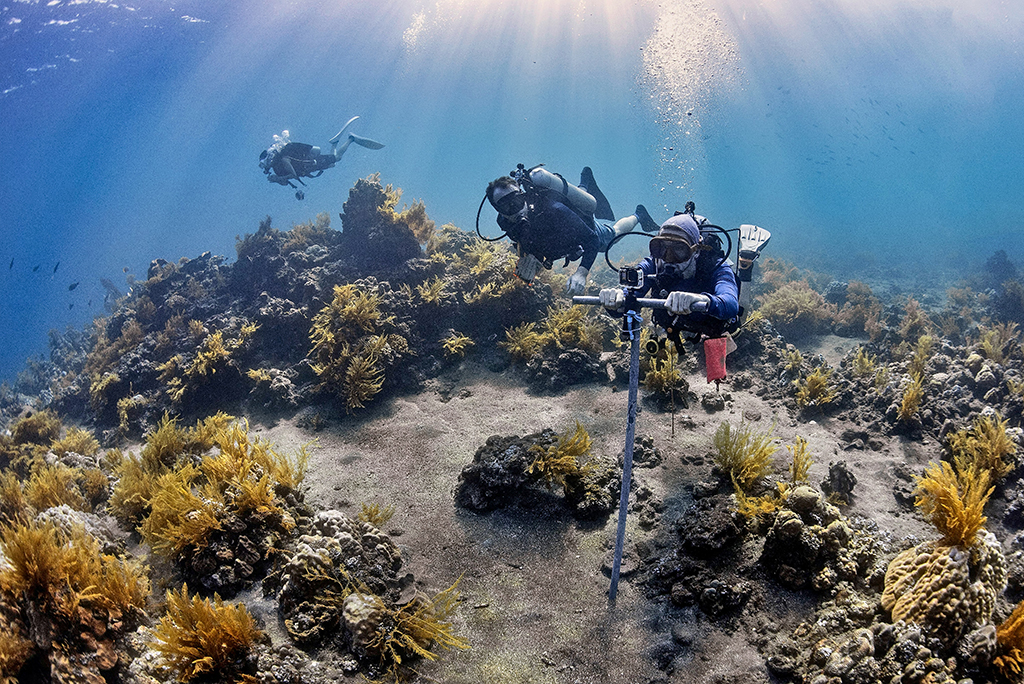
[
  {"x1": 566, "y1": 266, "x2": 589, "y2": 296},
  {"x1": 666, "y1": 291, "x2": 710, "y2": 315},
  {"x1": 599, "y1": 288, "x2": 625, "y2": 312},
  {"x1": 515, "y1": 253, "x2": 543, "y2": 283}
]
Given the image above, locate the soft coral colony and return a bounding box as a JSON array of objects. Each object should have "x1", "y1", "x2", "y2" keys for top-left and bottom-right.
[{"x1": 0, "y1": 404, "x2": 466, "y2": 683}]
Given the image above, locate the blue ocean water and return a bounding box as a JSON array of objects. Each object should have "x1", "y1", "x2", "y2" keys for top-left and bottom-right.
[{"x1": 1, "y1": 0, "x2": 1022, "y2": 383}]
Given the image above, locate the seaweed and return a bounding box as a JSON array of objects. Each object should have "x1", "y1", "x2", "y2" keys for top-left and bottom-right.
[
  {"x1": 755, "y1": 280, "x2": 835, "y2": 338},
  {"x1": 364, "y1": 579, "x2": 470, "y2": 679},
  {"x1": 345, "y1": 353, "x2": 386, "y2": 410},
  {"x1": 948, "y1": 412, "x2": 1016, "y2": 483},
  {"x1": 643, "y1": 339, "x2": 686, "y2": 399},
  {"x1": 10, "y1": 410, "x2": 62, "y2": 446},
  {"x1": 308, "y1": 284, "x2": 408, "y2": 412},
  {"x1": 441, "y1": 332, "x2": 474, "y2": 358},
  {"x1": 148, "y1": 583, "x2": 263, "y2": 683},
  {"x1": 49, "y1": 426, "x2": 99, "y2": 458},
  {"x1": 914, "y1": 460, "x2": 992, "y2": 547},
  {"x1": 24, "y1": 463, "x2": 86, "y2": 512},
  {"x1": 787, "y1": 435, "x2": 813, "y2": 485},
  {"x1": 0, "y1": 471, "x2": 28, "y2": 524},
  {"x1": 783, "y1": 348, "x2": 803, "y2": 374},
  {"x1": 499, "y1": 322, "x2": 544, "y2": 360},
  {"x1": 0, "y1": 519, "x2": 149, "y2": 619},
  {"x1": 977, "y1": 321, "x2": 1020, "y2": 365},
  {"x1": 0, "y1": 627, "x2": 32, "y2": 684},
  {"x1": 359, "y1": 502, "x2": 396, "y2": 528},
  {"x1": 139, "y1": 463, "x2": 225, "y2": 559},
  {"x1": 897, "y1": 373, "x2": 924, "y2": 422},
  {"x1": 416, "y1": 276, "x2": 449, "y2": 304},
  {"x1": 794, "y1": 366, "x2": 837, "y2": 408},
  {"x1": 528, "y1": 421, "x2": 595, "y2": 493},
  {"x1": 713, "y1": 421, "x2": 777, "y2": 491},
  {"x1": 281, "y1": 212, "x2": 333, "y2": 253},
  {"x1": 995, "y1": 600, "x2": 1024, "y2": 680},
  {"x1": 851, "y1": 347, "x2": 876, "y2": 377},
  {"x1": 908, "y1": 334, "x2": 934, "y2": 378},
  {"x1": 898, "y1": 297, "x2": 932, "y2": 342},
  {"x1": 834, "y1": 280, "x2": 882, "y2": 334}
]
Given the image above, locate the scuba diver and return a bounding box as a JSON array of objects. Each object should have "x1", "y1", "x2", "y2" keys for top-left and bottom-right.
[
  {"x1": 485, "y1": 165, "x2": 661, "y2": 296},
  {"x1": 259, "y1": 116, "x2": 384, "y2": 200},
  {"x1": 598, "y1": 203, "x2": 772, "y2": 348}
]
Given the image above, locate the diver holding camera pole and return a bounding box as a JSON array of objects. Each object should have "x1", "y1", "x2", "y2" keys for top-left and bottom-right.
[{"x1": 573, "y1": 204, "x2": 770, "y2": 604}]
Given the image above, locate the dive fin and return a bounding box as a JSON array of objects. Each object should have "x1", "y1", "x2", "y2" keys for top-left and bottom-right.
[
  {"x1": 348, "y1": 133, "x2": 385, "y2": 150},
  {"x1": 329, "y1": 115, "x2": 360, "y2": 144}
]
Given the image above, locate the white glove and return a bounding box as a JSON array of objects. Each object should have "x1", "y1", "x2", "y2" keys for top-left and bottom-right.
[
  {"x1": 515, "y1": 253, "x2": 542, "y2": 282},
  {"x1": 665, "y1": 291, "x2": 710, "y2": 315},
  {"x1": 565, "y1": 266, "x2": 589, "y2": 296},
  {"x1": 599, "y1": 288, "x2": 625, "y2": 311}
]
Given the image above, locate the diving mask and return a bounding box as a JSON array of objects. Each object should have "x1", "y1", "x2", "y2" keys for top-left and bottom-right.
[
  {"x1": 649, "y1": 236, "x2": 698, "y2": 264},
  {"x1": 493, "y1": 187, "x2": 526, "y2": 217}
]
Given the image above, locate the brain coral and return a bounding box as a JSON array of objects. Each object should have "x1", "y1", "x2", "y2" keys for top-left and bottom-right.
[{"x1": 882, "y1": 531, "x2": 1006, "y2": 642}]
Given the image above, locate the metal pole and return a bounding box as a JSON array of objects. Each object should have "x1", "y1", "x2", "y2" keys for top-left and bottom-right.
[{"x1": 608, "y1": 310, "x2": 641, "y2": 605}]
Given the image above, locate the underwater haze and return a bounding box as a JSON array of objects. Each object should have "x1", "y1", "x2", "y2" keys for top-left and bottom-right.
[{"x1": 1, "y1": 0, "x2": 1022, "y2": 383}]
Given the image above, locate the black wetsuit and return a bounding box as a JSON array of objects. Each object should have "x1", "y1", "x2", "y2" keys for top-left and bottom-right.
[{"x1": 496, "y1": 191, "x2": 614, "y2": 271}]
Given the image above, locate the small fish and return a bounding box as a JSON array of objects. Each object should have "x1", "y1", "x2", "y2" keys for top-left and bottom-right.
[
  {"x1": 53, "y1": 261, "x2": 60, "y2": 274},
  {"x1": 69, "y1": 303, "x2": 74, "y2": 310},
  {"x1": 32, "y1": 264, "x2": 40, "y2": 272},
  {"x1": 68, "y1": 281, "x2": 79, "y2": 291},
  {"x1": 87, "y1": 299, "x2": 92, "y2": 307},
  {"x1": 123, "y1": 266, "x2": 130, "y2": 273},
  {"x1": 7, "y1": 258, "x2": 12, "y2": 270}
]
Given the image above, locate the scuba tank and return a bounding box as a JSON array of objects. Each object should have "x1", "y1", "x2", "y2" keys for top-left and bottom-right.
[{"x1": 526, "y1": 166, "x2": 597, "y2": 216}]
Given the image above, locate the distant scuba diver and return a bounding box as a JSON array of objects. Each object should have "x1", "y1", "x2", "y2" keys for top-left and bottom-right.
[
  {"x1": 259, "y1": 116, "x2": 384, "y2": 200},
  {"x1": 481, "y1": 164, "x2": 661, "y2": 296}
]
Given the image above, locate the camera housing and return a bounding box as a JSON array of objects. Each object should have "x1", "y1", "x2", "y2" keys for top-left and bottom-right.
[{"x1": 619, "y1": 266, "x2": 644, "y2": 290}]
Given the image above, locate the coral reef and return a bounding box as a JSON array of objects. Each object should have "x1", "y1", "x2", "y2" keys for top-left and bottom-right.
[{"x1": 454, "y1": 427, "x2": 620, "y2": 518}]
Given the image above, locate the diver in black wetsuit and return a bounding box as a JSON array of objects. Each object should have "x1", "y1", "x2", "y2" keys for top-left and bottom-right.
[
  {"x1": 259, "y1": 116, "x2": 384, "y2": 199},
  {"x1": 486, "y1": 166, "x2": 660, "y2": 295}
]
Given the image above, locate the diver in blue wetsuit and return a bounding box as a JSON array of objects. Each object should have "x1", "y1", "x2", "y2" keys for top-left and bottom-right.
[
  {"x1": 259, "y1": 116, "x2": 384, "y2": 199},
  {"x1": 599, "y1": 210, "x2": 741, "y2": 343},
  {"x1": 486, "y1": 165, "x2": 660, "y2": 296}
]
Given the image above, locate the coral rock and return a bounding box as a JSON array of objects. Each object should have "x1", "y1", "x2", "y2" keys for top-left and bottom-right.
[{"x1": 882, "y1": 531, "x2": 1006, "y2": 641}]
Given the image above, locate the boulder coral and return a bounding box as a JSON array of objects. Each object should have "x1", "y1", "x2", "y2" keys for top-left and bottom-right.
[{"x1": 882, "y1": 531, "x2": 1007, "y2": 642}]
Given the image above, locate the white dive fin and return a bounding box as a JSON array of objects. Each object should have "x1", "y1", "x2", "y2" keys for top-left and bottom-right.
[
  {"x1": 739, "y1": 224, "x2": 771, "y2": 256},
  {"x1": 329, "y1": 115, "x2": 360, "y2": 144},
  {"x1": 348, "y1": 133, "x2": 385, "y2": 150}
]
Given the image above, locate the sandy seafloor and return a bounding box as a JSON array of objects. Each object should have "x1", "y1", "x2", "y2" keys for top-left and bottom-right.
[{"x1": 245, "y1": 343, "x2": 935, "y2": 684}]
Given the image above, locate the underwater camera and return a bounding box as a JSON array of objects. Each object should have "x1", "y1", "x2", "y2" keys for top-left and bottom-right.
[{"x1": 619, "y1": 265, "x2": 644, "y2": 290}]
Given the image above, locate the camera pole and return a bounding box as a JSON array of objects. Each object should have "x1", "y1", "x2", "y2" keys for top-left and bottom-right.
[{"x1": 574, "y1": 292, "x2": 669, "y2": 604}]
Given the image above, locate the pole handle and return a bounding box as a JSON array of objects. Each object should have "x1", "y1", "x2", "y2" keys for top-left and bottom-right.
[{"x1": 572, "y1": 295, "x2": 670, "y2": 309}]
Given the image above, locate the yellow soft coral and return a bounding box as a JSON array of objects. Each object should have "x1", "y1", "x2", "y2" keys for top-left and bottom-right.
[
  {"x1": 915, "y1": 460, "x2": 992, "y2": 547},
  {"x1": 996, "y1": 600, "x2": 1024, "y2": 679},
  {"x1": 713, "y1": 421, "x2": 777, "y2": 491},
  {"x1": 148, "y1": 583, "x2": 263, "y2": 683}
]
